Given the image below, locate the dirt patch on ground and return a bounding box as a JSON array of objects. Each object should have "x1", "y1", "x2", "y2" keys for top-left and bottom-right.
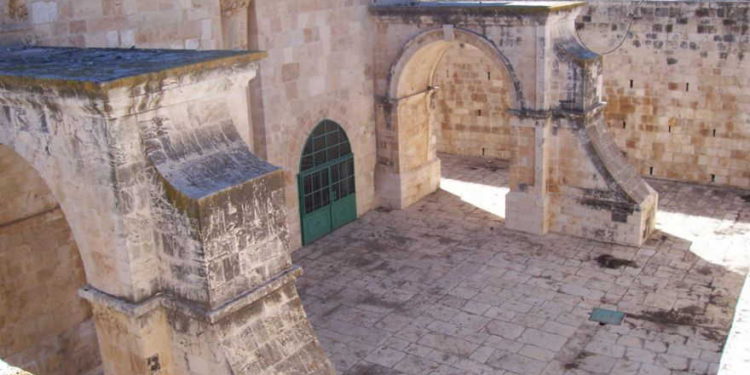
[
  {"x1": 709, "y1": 291, "x2": 733, "y2": 309},
  {"x1": 464, "y1": 157, "x2": 509, "y2": 173},
  {"x1": 628, "y1": 305, "x2": 707, "y2": 327},
  {"x1": 358, "y1": 292, "x2": 406, "y2": 312},
  {"x1": 563, "y1": 351, "x2": 593, "y2": 370},
  {"x1": 700, "y1": 327, "x2": 727, "y2": 344},
  {"x1": 595, "y1": 254, "x2": 637, "y2": 269},
  {"x1": 344, "y1": 363, "x2": 400, "y2": 375}
]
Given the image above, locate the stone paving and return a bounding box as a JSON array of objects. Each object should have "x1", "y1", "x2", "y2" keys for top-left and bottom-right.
[{"x1": 294, "y1": 154, "x2": 750, "y2": 375}]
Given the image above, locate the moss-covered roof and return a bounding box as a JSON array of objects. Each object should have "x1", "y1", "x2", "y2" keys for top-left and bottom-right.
[
  {"x1": 0, "y1": 46, "x2": 266, "y2": 93},
  {"x1": 0, "y1": 46, "x2": 264, "y2": 82}
]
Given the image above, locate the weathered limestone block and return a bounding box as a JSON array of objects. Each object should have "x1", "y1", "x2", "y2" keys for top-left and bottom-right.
[
  {"x1": 0, "y1": 46, "x2": 333, "y2": 375},
  {"x1": 547, "y1": 111, "x2": 658, "y2": 245}
]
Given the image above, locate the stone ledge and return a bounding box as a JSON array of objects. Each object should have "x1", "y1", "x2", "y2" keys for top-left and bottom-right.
[
  {"x1": 0, "y1": 46, "x2": 267, "y2": 95},
  {"x1": 79, "y1": 265, "x2": 303, "y2": 324},
  {"x1": 371, "y1": 1, "x2": 586, "y2": 15}
]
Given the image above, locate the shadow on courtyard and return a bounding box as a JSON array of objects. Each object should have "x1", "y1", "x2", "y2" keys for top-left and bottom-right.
[{"x1": 294, "y1": 154, "x2": 749, "y2": 375}]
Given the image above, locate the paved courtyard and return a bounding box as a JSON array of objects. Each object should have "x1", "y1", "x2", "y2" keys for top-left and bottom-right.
[{"x1": 294, "y1": 154, "x2": 750, "y2": 375}]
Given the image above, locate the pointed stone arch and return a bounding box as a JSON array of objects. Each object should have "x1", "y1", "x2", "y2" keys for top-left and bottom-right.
[
  {"x1": 388, "y1": 26, "x2": 525, "y2": 111},
  {"x1": 377, "y1": 27, "x2": 524, "y2": 209}
]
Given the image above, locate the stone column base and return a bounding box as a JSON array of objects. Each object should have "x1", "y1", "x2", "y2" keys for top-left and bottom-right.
[
  {"x1": 505, "y1": 191, "x2": 548, "y2": 236},
  {"x1": 376, "y1": 158, "x2": 441, "y2": 209},
  {"x1": 79, "y1": 266, "x2": 335, "y2": 375}
]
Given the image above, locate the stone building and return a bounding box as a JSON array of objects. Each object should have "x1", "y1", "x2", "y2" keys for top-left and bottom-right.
[{"x1": 0, "y1": 0, "x2": 747, "y2": 374}]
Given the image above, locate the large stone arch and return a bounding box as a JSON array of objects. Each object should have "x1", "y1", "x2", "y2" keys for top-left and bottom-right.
[
  {"x1": 388, "y1": 27, "x2": 525, "y2": 111},
  {"x1": 0, "y1": 109, "x2": 143, "y2": 301},
  {"x1": 377, "y1": 27, "x2": 523, "y2": 209},
  {"x1": 372, "y1": 2, "x2": 658, "y2": 246},
  {"x1": 0, "y1": 144, "x2": 103, "y2": 374}
]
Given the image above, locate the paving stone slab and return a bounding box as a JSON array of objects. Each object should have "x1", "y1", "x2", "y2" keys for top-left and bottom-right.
[{"x1": 296, "y1": 154, "x2": 749, "y2": 375}]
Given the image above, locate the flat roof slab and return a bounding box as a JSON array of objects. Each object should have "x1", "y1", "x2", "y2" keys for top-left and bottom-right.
[{"x1": 0, "y1": 46, "x2": 265, "y2": 90}]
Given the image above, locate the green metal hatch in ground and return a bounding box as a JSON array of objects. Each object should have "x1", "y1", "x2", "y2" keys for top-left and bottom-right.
[
  {"x1": 589, "y1": 308, "x2": 625, "y2": 325},
  {"x1": 298, "y1": 120, "x2": 357, "y2": 245}
]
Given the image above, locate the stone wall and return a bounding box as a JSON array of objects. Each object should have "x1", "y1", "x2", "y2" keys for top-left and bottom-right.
[
  {"x1": 577, "y1": 0, "x2": 750, "y2": 188},
  {"x1": 0, "y1": 145, "x2": 101, "y2": 375},
  {"x1": 0, "y1": 0, "x2": 221, "y2": 48},
  {"x1": 433, "y1": 44, "x2": 514, "y2": 160},
  {"x1": 249, "y1": 0, "x2": 377, "y2": 250}
]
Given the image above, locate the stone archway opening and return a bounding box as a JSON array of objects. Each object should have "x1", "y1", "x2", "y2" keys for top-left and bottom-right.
[
  {"x1": 379, "y1": 29, "x2": 519, "y2": 220},
  {"x1": 0, "y1": 145, "x2": 102, "y2": 375},
  {"x1": 432, "y1": 42, "x2": 514, "y2": 220}
]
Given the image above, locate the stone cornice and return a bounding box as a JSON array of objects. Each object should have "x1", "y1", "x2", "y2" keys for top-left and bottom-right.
[
  {"x1": 79, "y1": 265, "x2": 302, "y2": 324},
  {"x1": 371, "y1": 1, "x2": 586, "y2": 17}
]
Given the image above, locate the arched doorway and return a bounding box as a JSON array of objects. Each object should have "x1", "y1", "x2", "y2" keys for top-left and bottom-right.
[
  {"x1": 0, "y1": 145, "x2": 102, "y2": 375},
  {"x1": 298, "y1": 120, "x2": 357, "y2": 244},
  {"x1": 377, "y1": 28, "x2": 522, "y2": 211}
]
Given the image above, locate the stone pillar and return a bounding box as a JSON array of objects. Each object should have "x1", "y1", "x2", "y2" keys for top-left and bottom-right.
[
  {"x1": 505, "y1": 19, "x2": 553, "y2": 236},
  {"x1": 505, "y1": 116, "x2": 551, "y2": 235},
  {"x1": 376, "y1": 91, "x2": 442, "y2": 209}
]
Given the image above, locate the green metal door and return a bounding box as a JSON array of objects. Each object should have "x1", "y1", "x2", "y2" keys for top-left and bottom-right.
[
  {"x1": 299, "y1": 120, "x2": 357, "y2": 245},
  {"x1": 299, "y1": 168, "x2": 332, "y2": 244},
  {"x1": 330, "y1": 157, "x2": 356, "y2": 229}
]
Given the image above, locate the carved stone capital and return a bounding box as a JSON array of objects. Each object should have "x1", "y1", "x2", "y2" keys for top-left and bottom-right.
[{"x1": 221, "y1": 0, "x2": 253, "y2": 15}]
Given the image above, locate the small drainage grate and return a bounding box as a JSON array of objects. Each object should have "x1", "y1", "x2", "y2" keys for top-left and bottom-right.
[{"x1": 589, "y1": 308, "x2": 625, "y2": 325}]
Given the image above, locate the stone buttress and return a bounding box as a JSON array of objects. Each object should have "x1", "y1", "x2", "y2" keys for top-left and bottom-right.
[{"x1": 0, "y1": 47, "x2": 334, "y2": 375}]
